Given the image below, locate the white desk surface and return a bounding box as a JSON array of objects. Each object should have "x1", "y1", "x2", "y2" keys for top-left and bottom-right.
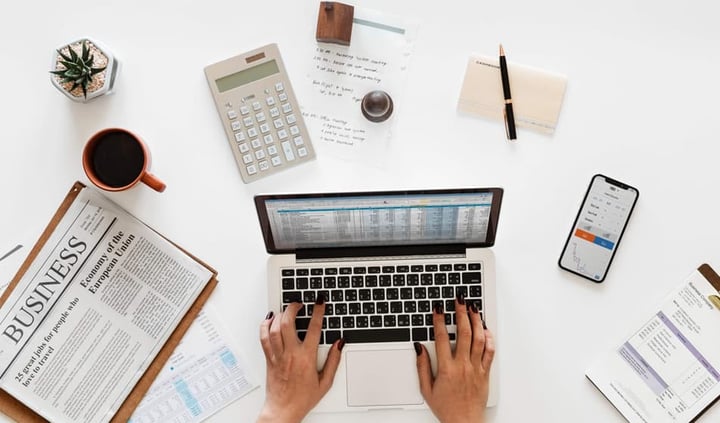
[{"x1": 2, "y1": 0, "x2": 720, "y2": 422}]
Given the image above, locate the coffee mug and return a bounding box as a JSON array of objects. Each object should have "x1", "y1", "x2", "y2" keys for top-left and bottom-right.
[{"x1": 82, "y1": 128, "x2": 166, "y2": 192}]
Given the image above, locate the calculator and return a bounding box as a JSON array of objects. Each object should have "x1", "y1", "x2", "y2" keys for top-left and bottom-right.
[{"x1": 204, "y1": 44, "x2": 315, "y2": 183}]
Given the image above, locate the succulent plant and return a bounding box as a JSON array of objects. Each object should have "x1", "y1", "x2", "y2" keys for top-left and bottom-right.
[{"x1": 50, "y1": 40, "x2": 106, "y2": 99}]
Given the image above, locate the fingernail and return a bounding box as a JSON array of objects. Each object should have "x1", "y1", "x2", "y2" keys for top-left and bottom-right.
[
  {"x1": 433, "y1": 302, "x2": 443, "y2": 314},
  {"x1": 456, "y1": 293, "x2": 465, "y2": 305},
  {"x1": 265, "y1": 311, "x2": 274, "y2": 320},
  {"x1": 413, "y1": 342, "x2": 422, "y2": 356},
  {"x1": 337, "y1": 338, "x2": 346, "y2": 351},
  {"x1": 481, "y1": 314, "x2": 487, "y2": 330},
  {"x1": 470, "y1": 302, "x2": 479, "y2": 314},
  {"x1": 315, "y1": 292, "x2": 326, "y2": 305}
]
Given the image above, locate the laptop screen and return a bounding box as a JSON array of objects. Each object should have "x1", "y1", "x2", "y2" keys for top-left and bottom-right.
[{"x1": 255, "y1": 188, "x2": 503, "y2": 254}]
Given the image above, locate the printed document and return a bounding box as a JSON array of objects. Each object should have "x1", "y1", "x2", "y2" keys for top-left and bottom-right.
[
  {"x1": 128, "y1": 305, "x2": 257, "y2": 423},
  {"x1": 0, "y1": 187, "x2": 213, "y2": 423},
  {"x1": 300, "y1": 7, "x2": 418, "y2": 164},
  {"x1": 586, "y1": 266, "x2": 720, "y2": 422}
]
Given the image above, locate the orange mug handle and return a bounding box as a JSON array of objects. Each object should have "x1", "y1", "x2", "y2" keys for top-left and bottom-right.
[{"x1": 141, "y1": 172, "x2": 166, "y2": 192}]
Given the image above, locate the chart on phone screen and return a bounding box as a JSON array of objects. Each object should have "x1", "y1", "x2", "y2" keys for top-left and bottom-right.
[{"x1": 567, "y1": 181, "x2": 634, "y2": 279}]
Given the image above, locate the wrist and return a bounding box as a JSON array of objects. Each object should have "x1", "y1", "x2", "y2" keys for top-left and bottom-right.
[{"x1": 257, "y1": 405, "x2": 303, "y2": 423}]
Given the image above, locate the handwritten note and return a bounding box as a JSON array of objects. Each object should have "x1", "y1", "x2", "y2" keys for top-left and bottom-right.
[{"x1": 299, "y1": 8, "x2": 418, "y2": 162}]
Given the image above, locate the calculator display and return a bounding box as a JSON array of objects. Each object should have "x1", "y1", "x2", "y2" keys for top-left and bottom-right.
[{"x1": 215, "y1": 60, "x2": 280, "y2": 93}]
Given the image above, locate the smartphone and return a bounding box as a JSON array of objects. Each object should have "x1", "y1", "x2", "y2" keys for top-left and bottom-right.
[{"x1": 559, "y1": 174, "x2": 639, "y2": 282}]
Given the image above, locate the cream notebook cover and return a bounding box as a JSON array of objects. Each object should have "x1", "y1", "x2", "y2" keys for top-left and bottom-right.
[{"x1": 457, "y1": 55, "x2": 567, "y2": 134}]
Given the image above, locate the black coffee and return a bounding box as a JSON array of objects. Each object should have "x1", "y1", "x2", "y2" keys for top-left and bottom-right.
[{"x1": 91, "y1": 131, "x2": 145, "y2": 188}]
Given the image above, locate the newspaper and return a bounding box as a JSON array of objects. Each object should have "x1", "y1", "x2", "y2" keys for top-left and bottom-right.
[{"x1": 0, "y1": 186, "x2": 213, "y2": 423}]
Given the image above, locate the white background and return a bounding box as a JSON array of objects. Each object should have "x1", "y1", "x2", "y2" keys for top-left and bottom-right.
[{"x1": 2, "y1": 0, "x2": 720, "y2": 422}]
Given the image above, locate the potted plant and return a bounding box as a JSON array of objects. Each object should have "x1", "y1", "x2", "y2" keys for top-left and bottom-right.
[{"x1": 50, "y1": 37, "x2": 119, "y2": 102}]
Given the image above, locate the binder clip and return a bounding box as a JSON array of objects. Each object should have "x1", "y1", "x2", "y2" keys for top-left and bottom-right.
[{"x1": 316, "y1": 1, "x2": 354, "y2": 46}]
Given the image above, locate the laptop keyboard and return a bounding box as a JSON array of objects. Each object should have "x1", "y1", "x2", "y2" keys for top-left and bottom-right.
[{"x1": 280, "y1": 262, "x2": 483, "y2": 345}]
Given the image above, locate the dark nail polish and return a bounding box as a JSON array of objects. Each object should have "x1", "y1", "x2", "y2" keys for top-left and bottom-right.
[
  {"x1": 337, "y1": 338, "x2": 346, "y2": 351},
  {"x1": 456, "y1": 293, "x2": 465, "y2": 305},
  {"x1": 433, "y1": 303, "x2": 443, "y2": 314},
  {"x1": 481, "y1": 314, "x2": 487, "y2": 330},
  {"x1": 413, "y1": 342, "x2": 422, "y2": 356},
  {"x1": 265, "y1": 311, "x2": 274, "y2": 320},
  {"x1": 315, "y1": 292, "x2": 326, "y2": 305},
  {"x1": 470, "y1": 303, "x2": 479, "y2": 314}
]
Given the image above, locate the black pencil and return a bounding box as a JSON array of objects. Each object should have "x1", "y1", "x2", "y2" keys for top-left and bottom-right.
[{"x1": 499, "y1": 44, "x2": 517, "y2": 140}]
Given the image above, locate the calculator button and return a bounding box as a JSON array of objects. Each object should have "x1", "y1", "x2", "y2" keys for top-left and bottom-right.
[
  {"x1": 267, "y1": 145, "x2": 278, "y2": 155},
  {"x1": 256, "y1": 112, "x2": 266, "y2": 123},
  {"x1": 270, "y1": 107, "x2": 280, "y2": 118},
  {"x1": 234, "y1": 131, "x2": 246, "y2": 142},
  {"x1": 289, "y1": 126, "x2": 300, "y2": 136},
  {"x1": 227, "y1": 110, "x2": 238, "y2": 120},
  {"x1": 275, "y1": 82, "x2": 284, "y2": 92},
  {"x1": 260, "y1": 123, "x2": 270, "y2": 134},
  {"x1": 282, "y1": 141, "x2": 295, "y2": 161},
  {"x1": 238, "y1": 143, "x2": 250, "y2": 153},
  {"x1": 251, "y1": 139, "x2": 262, "y2": 149},
  {"x1": 242, "y1": 154, "x2": 253, "y2": 164},
  {"x1": 240, "y1": 105, "x2": 250, "y2": 115},
  {"x1": 252, "y1": 101, "x2": 262, "y2": 111},
  {"x1": 247, "y1": 127, "x2": 258, "y2": 138},
  {"x1": 278, "y1": 129, "x2": 289, "y2": 140},
  {"x1": 298, "y1": 147, "x2": 308, "y2": 157},
  {"x1": 278, "y1": 92, "x2": 288, "y2": 102},
  {"x1": 264, "y1": 134, "x2": 274, "y2": 144},
  {"x1": 243, "y1": 116, "x2": 254, "y2": 127},
  {"x1": 281, "y1": 103, "x2": 292, "y2": 114},
  {"x1": 266, "y1": 97, "x2": 276, "y2": 106},
  {"x1": 231, "y1": 121, "x2": 242, "y2": 131},
  {"x1": 273, "y1": 118, "x2": 284, "y2": 129},
  {"x1": 247, "y1": 164, "x2": 257, "y2": 175},
  {"x1": 255, "y1": 150, "x2": 266, "y2": 160},
  {"x1": 286, "y1": 114, "x2": 297, "y2": 124},
  {"x1": 271, "y1": 156, "x2": 282, "y2": 166},
  {"x1": 293, "y1": 136, "x2": 304, "y2": 146},
  {"x1": 259, "y1": 160, "x2": 270, "y2": 171}
]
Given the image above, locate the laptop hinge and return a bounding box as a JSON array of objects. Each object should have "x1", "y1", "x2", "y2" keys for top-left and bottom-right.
[{"x1": 295, "y1": 244, "x2": 466, "y2": 261}]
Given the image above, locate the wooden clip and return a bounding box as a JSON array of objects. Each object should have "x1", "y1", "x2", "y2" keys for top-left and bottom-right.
[{"x1": 316, "y1": 1, "x2": 354, "y2": 46}]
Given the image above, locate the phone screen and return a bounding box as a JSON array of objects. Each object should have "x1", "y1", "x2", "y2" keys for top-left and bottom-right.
[{"x1": 559, "y1": 174, "x2": 639, "y2": 282}]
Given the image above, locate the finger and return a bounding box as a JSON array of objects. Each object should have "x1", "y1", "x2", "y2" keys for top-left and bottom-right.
[
  {"x1": 432, "y1": 302, "x2": 452, "y2": 363},
  {"x1": 481, "y1": 326, "x2": 496, "y2": 372},
  {"x1": 414, "y1": 342, "x2": 434, "y2": 400},
  {"x1": 304, "y1": 294, "x2": 327, "y2": 347},
  {"x1": 280, "y1": 302, "x2": 304, "y2": 348},
  {"x1": 469, "y1": 305, "x2": 486, "y2": 366},
  {"x1": 269, "y1": 309, "x2": 285, "y2": 355},
  {"x1": 454, "y1": 293, "x2": 472, "y2": 359},
  {"x1": 319, "y1": 338, "x2": 345, "y2": 393},
  {"x1": 259, "y1": 311, "x2": 275, "y2": 361}
]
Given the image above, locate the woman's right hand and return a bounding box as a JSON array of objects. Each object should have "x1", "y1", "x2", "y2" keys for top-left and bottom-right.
[{"x1": 415, "y1": 296, "x2": 495, "y2": 423}]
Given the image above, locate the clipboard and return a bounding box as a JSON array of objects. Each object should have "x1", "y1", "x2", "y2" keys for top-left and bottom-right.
[
  {"x1": 0, "y1": 181, "x2": 218, "y2": 422},
  {"x1": 586, "y1": 263, "x2": 720, "y2": 423}
]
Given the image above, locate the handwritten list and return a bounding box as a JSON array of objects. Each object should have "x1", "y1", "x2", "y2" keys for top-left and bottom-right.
[{"x1": 300, "y1": 8, "x2": 418, "y2": 163}]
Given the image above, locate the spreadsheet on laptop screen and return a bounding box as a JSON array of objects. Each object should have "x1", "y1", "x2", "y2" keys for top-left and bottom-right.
[{"x1": 264, "y1": 193, "x2": 494, "y2": 250}]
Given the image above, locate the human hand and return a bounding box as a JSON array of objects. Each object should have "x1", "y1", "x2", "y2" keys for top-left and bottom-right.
[
  {"x1": 415, "y1": 296, "x2": 495, "y2": 423},
  {"x1": 257, "y1": 298, "x2": 344, "y2": 423}
]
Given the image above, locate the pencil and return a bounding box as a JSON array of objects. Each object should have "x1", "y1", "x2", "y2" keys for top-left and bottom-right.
[{"x1": 499, "y1": 44, "x2": 517, "y2": 140}]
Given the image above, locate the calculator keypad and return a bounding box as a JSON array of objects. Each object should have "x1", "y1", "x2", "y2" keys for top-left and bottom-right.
[{"x1": 223, "y1": 88, "x2": 312, "y2": 178}]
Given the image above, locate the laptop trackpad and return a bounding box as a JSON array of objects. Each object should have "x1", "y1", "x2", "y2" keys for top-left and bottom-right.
[{"x1": 346, "y1": 349, "x2": 424, "y2": 407}]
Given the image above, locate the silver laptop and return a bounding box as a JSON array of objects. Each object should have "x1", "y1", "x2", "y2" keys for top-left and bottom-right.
[{"x1": 255, "y1": 188, "x2": 503, "y2": 413}]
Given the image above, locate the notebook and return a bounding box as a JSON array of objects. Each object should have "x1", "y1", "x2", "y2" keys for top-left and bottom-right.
[
  {"x1": 254, "y1": 188, "x2": 502, "y2": 413},
  {"x1": 457, "y1": 54, "x2": 567, "y2": 135}
]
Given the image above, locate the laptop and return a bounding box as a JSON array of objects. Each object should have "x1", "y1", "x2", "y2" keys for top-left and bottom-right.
[{"x1": 254, "y1": 188, "x2": 503, "y2": 413}]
